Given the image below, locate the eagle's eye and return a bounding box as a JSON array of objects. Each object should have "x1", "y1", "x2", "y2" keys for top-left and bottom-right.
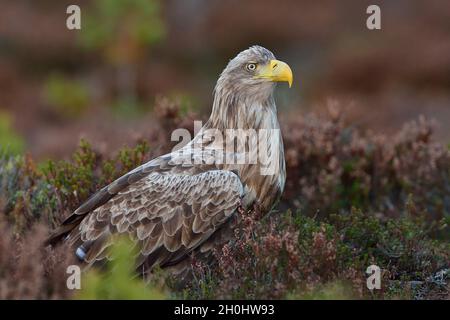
[{"x1": 245, "y1": 63, "x2": 257, "y2": 72}]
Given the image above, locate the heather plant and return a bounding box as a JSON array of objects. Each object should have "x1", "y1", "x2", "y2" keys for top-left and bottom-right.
[
  {"x1": 182, "y1": 206, "x2": 448, "y2": 299},
  {"x1": 0, "y1": 141, "x2": 155, "y2": 299},
  {"x1": 0, "y1": 105, "x2": 448, "y2": 299},
  {"x1": 1, "y1": 139, "x2": 150, "y2": 233},
  {"x1": 283, "y1": 110, "x2": 450, "y2": 223},
  {"x1": 0, "y1": 220, "x2": 75, "y2": 299}
]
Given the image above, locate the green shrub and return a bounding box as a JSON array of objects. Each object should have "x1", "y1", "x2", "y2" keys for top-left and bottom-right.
[
  {"x1": 0, "y1": 111, "x2": 24, "y2": 155},
  {"x1": 77, "y1": 237, "x2": 166, "y2": 300},
  {"x1": 44, "y1": 74, "x2": 90, "y2": 118}
]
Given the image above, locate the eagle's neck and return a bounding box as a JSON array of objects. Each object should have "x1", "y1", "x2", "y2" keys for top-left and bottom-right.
[
  {"x1": 198, "y1": 85, "x2": 286, "y2": 212},
  {"x1": 207, "y1": 85, "x2": 277, "y2": 131}
]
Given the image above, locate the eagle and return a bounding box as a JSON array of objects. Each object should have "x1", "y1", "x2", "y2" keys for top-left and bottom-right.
[{"x1": 47, "y1": 46, "x2": 293, "y2": 280}]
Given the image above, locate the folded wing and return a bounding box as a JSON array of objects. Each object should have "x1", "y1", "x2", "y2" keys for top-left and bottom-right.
[{"x1": 60, "y1": 169, "x2": 244, "y2": 274}]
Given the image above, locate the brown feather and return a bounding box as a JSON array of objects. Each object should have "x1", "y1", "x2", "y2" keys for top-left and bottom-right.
[{"x1": 46, "y1": 46, "x2": 287, "y2": 281}]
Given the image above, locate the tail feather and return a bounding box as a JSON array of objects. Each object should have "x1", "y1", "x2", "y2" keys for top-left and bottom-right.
[{"x1": 44, "y1": 214, "x2": 85, "y2": 247}]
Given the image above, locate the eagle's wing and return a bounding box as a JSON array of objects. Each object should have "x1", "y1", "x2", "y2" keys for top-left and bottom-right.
[{"x1": 52, "y1": 165, "x2": 244, "y2": 274}]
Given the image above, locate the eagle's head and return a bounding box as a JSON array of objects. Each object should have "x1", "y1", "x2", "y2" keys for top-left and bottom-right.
[{"x1": 215, "y1": 45, "x2": 293, "y2": 101}]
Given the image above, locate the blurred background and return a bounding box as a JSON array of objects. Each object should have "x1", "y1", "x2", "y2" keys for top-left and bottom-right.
[{"x1": 0, "y1": 0, "x2": 449, "y2": 159}]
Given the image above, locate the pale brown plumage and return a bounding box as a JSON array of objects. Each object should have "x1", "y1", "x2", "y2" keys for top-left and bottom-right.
[{"x1": 47, "y1": 46, "x2": 292, "y2": 280}]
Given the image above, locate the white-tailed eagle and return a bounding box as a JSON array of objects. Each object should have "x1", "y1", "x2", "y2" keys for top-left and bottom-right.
[{"x1": 47, "y1": 46, "x2": 293, "y2": 279}]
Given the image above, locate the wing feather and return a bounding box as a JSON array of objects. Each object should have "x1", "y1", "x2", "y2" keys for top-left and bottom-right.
[{"x1": 62, "y1": 169, "x2": 244, "y2": 274}]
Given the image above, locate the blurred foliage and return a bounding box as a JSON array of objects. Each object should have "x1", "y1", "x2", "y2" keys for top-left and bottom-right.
[
  {"x1": 79, "y1": 0, "x2": 166, "y2": 116},
  {"x1": 0, "y1": 111, "x2": 24, "y2": 156},
  {"x1": 289, "y1": 281, "x2": 356, "y2": 300},
  {"x1": 165, "y1": 92, "x2": 201, "y2": 115},
  {"x1": 44, "y1": 74, "x2": 90, "y2": 118},
  {"x1": 77, "y1": 237, "x2": 166, "y2": 299},
  {"x1": 3, "y1": 0, "x2": 450, "y2": 160},
  {"x1": 80, "y1": 0, "x2": 165, "y2": 65},
  {"x1": 283, "y1": 111, "x2": 450, "y2": 228},
  {"x1": 110, "y1": 99, "x2": 149, "y2": 119}
]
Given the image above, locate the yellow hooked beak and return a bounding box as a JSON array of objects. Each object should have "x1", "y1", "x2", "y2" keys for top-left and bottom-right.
[{"x1": 255, "y1": 59, "x2": 293, "y2": 88}]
